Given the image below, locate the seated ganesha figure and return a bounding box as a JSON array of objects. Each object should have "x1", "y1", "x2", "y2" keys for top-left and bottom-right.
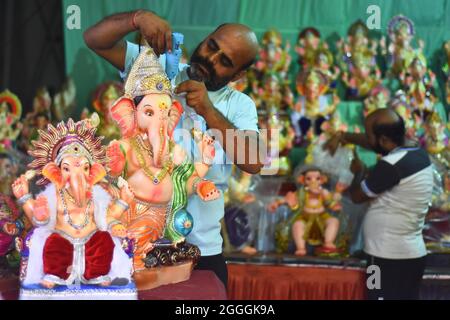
[
  {"x1": 11, "y1": 119, "x2": 134, "y2": 288},
  {"x1": 106, "y1": 45, "x2": 220, "y2": 271}
]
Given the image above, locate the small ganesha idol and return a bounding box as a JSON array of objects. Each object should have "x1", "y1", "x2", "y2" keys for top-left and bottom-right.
[
  {"x1": 290, "y1": 69, "x2": 339, "y2": 143},
  {"x1": 269, "y1": 165, "x2": 344, "y2": 256},
  {"x1": 384, "y1": 15, "x2": 425, "y2": 78},
  {"x1": 12, "y1": 118, "x2": 136, "y2": 299},
  {"x1": 0, "y1": 194, "x2": 24, "y2": 264},
  {"x1": 443, "y1": 40, "x2": 450, "y2": 106},
  {"x1": 90, "y1": 81, "x2": 124, "y2": 142},
  {"x1": 0, "y1": 89, "x2": 23, "y2": 152},
  {"x1": 337, "y1": 20, "x2": 381, "y2": 99},
  {"x1": 256, "y1": 29, "x2": 292, "y2": 79},
  {"x1": 296, "y1": 27, "x2": 325, "y2": 71}
]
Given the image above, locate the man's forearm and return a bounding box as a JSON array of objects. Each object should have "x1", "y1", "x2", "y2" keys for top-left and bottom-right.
[
  {"x1": 348, "y1": 166, "x2": 369, "y2": 203},
  {"x1": 342, "y1": 132, "x2": 373, "y2": 150},
  {"x1": 202, "y1": 107, "x2": 264, "y2": 174},
  {"x1": 84, "y1": 11, "x2": 137, "y2": 50},
  {"x1": 350, "y1": 167, "x2": 367, "y2": 193}
]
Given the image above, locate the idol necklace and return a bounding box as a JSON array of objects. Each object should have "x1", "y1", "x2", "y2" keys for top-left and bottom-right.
[{"x1": 59, "y1": 189, "x2": 91, "y2": 230}]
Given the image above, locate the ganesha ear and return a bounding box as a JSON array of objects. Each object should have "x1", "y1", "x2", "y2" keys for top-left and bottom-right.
[
  {"x1": 168, "y1": 100, "x2": 184, "y2": 137},
  {"x1": 110, "y1": 97, "x2": 137, "y2": 138},
  {"x1": 320, "y1": 174, "x2": 328, "y2": 184},
  {"x1": 87, "y1": 163, "x2": 107, "y2": 185},
  {"x1": 297, "y1": 175, "x2": 305, "y2": 185},
  {"x1": 42, "y1": 162, "x2": 64, "y2": 188}
]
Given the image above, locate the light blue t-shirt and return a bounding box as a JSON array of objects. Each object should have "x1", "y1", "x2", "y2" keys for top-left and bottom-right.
[{"x1": 120, "y1": 41, "x2": 259, "y2": 255}]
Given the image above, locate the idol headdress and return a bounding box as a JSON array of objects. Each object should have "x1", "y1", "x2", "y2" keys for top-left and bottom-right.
[
  {"x1": 388, "y1": 15, "x2": 415, "y2": 40},
  {"x1": 28, "y1": 118, "x2": 106, "y2": 186},
  {"x1": 110, "y1": 46, "x2": 182, "y2": 138},
  {"x1": 0, "y1": 89, "x2": 22, "y2": 121},
  {"x1": 124, "y1": 46, "x2": 172, "y2": 98}
]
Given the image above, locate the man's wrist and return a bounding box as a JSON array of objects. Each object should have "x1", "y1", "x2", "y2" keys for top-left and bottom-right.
[
  {"x1": 132, "y1": 9, "x2": 145, "y2": 30},
  {"x1": 338, "y1": 131, "x2": 348, "y2": 144},
  {"x1": 353, "y1": 166, "x2": 367, "y2": 183},
  {"x1": 198, "y1": 100, "x2": 215, "y2": 119}
]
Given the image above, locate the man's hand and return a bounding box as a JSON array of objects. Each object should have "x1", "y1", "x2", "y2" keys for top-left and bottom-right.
[
  {"x1": 323, "y1": 131, "x2": 344, "y2": 156},
  {"x1": 350, "y1": 149, "x2": 365, "y2": 175},
  {"x1": 135, "y1": 10, "x2": 172, "y2": 56},
  {"x1": 175, "y1": 80, "x2": 213, "y2": 117}
]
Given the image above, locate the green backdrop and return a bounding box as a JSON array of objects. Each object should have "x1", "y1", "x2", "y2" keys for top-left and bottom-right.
[{"x1": 63, "y1": 0, "x2": 450, "y2": 111}]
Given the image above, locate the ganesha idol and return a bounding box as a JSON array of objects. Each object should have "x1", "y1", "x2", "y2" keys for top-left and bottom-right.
[
  {"x1": 256, "y1": 29, "x2": 291, "y2": 80},
  {"x1": 106, "y1": 46, "x2": 220, "y2": 286},
  {"x1": 269, "y1": 165, "x2": 344, "y2": 256},
  {"x1": 0, "y1": 194, "x2": 24, "y2": 265},
  {"x1": 296, "y1": 27, "x2": 325, "y2": 71},
  {"x1": 90, "y1": 81, "x2": 123, "y2": 142},
  {"x1": 11, "y1": 118, "x2": 136, "y2": 299},
  {"x1": 290, "y1": 69, "x2": 339, "y2": 144},
  {"x1": 0, "y1": 89, "x2": 23, "y2": 152},
  {"x1": 384, "y1": 15, "x2": 425, "y2": 78},
  {"x1": 401, "y1": 56, "x2": 437, "y2": 114},
  {"x1": 422, "y1": 112, "x2": 449, "y2": 169},
  {"x1": 337, "y1": 20, "x2": 381, "y2": 99},
  {"x1": 443, "y1": 40, "x2": 450, "y2": 106}
]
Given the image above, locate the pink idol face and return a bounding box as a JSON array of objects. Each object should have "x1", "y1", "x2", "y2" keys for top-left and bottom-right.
[
  {"x1": 135, "y1": 94, "x2": 172, "y2": 132},
  {"x1": 60, "y1": 156, "x2": 90, "y2": 185},
  {"x1": 304, "y1": 171, "x2": 324, "y2": 193}
]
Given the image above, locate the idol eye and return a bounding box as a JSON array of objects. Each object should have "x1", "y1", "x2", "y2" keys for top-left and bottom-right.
[
  {"x1": 63, "y1": 167, "x2": 69, "y2": 172},
  {"x1": 84, "y1": 166, "x2": 89, "y2": 172},
  {"x1": 145, "y1": 109, "x2": 154, "y2": 117}
]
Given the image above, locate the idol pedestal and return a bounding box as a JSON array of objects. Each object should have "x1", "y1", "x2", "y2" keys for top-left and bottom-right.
[{"x1": 134, "y1": 261, "x2": 194, "y2": 291}]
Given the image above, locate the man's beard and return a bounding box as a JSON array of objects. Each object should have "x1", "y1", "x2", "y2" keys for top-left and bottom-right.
[
  {"x1": 189, "y1": 43, "x2": 234, "y2": 91},
  {"x1": 373, "y1": 140, "x2": 389, "y2": 155}
]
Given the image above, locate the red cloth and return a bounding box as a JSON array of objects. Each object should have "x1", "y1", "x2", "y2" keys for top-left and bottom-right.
[
  {"x1": 227, "y1": 263, "x2": 367, "y2": 300},
  {"x1": 139, "y1": 270, "x2": 227, "y2": 300},
  {"x1": 84, "y1": 231, "x2": 114, "y2": 280},
  {"x1": 43, "y1": 231, "x2": 114, "y2": 281},
  {"x1": 43, "y1": 233, "x2": 73, "y2": 280}
]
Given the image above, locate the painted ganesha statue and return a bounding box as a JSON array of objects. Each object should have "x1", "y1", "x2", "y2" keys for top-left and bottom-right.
[
  {"x1": 106, "y1": 46, "x2": 220, "y2": 288},
  {"x1": 12, "y1": 118, "x2": 136, "y2": 299}
]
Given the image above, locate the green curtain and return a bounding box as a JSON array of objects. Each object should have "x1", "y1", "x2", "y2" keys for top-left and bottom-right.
[{"x1": 63, "y1": 0, "x2": 450, "y2": 112}]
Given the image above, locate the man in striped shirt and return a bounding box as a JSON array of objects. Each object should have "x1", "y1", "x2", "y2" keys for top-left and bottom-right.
[{"x1": 326, "y1": 109, "x2": 433, "y2": 300}]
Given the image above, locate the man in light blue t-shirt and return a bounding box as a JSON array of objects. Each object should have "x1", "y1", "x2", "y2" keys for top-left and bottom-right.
[{"x1": 84, "y1": 9, "x2": 264, "y2": 288}]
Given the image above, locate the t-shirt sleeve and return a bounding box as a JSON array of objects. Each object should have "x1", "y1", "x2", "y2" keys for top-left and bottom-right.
[
  {"x1": 119, "y1": 41, "x2": 140, "y2": 80},
  {"x1": 361, "y1": 160, "x2": 401, "y2": 198},
  {"x1": 229, "y1": 94, "x2": 259, "y2": 132}
]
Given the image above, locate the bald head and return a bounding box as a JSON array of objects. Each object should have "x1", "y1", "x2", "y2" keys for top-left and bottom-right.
[
  {"x1": 366, "y1": 108, "x2": 402, "y2": 128},
  {"x1": 189, "y1": 22, "x2": 260, "y2": 90},
  {"x1": 365, "y1": 108, "x2": 406, "y2": 152},
  {"x1": 211, "y1": 23, "x2": 259, "y2": 70}
]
